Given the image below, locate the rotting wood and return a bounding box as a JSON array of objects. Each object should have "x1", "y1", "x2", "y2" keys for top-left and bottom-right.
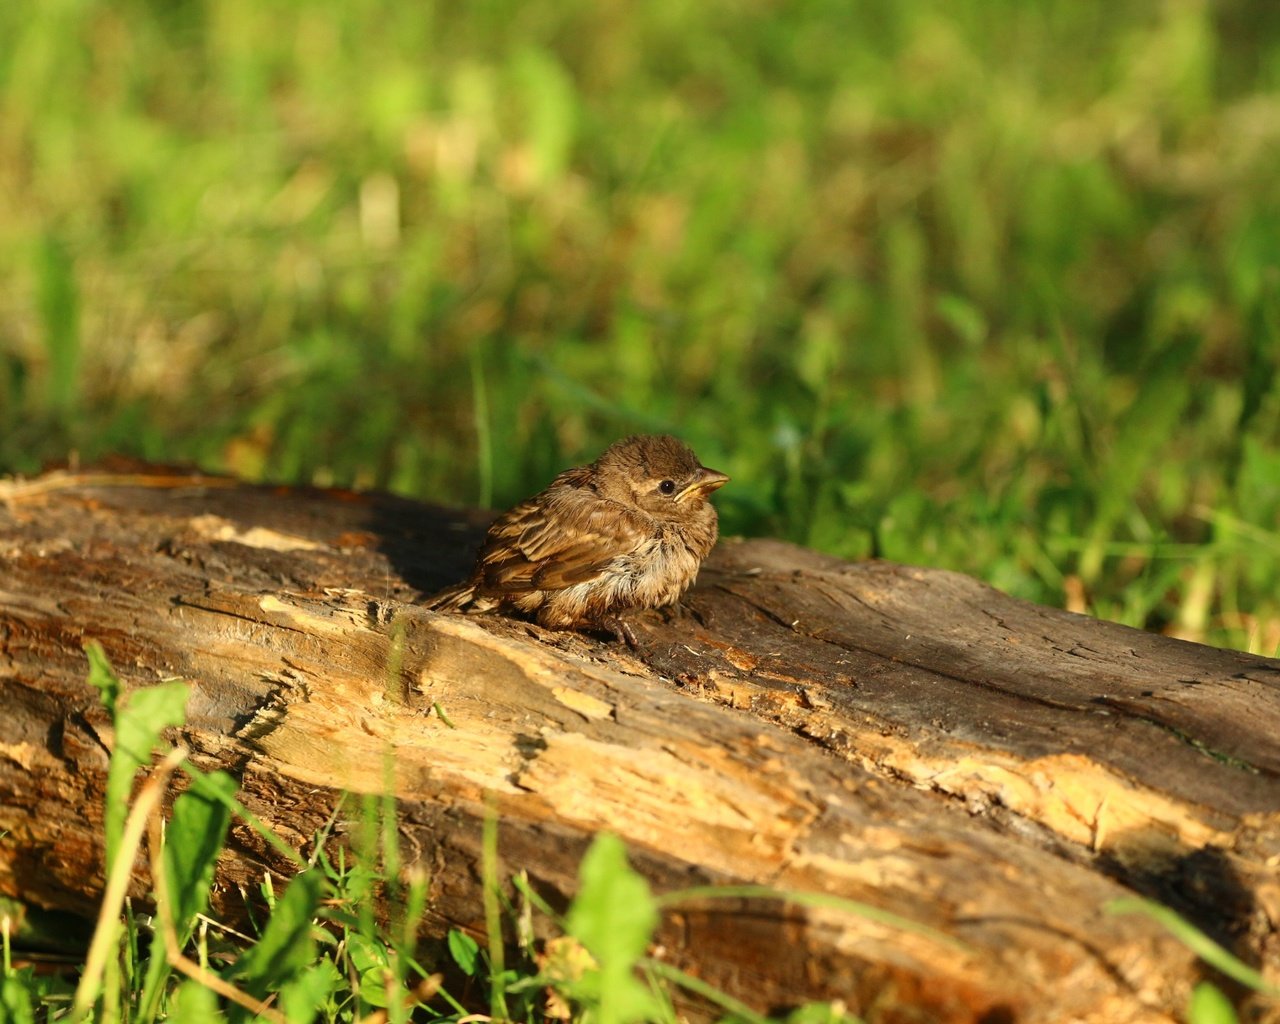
[{"x1": 1, "y1": 464, "x2": 1278, "y2": 1023}]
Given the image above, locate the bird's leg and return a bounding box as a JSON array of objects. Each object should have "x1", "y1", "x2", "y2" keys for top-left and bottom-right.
[{"x1": 596, "y1": 614, "x2": 642, "y2": 649}]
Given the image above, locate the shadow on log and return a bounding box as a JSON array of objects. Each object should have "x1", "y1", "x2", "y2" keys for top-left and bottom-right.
[{"x1": 1, "y1": 464, "x2": 1278, "y2": 1023}]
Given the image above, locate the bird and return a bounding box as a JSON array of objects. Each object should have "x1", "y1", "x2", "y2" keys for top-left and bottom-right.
[{"x1": 427, "y1": 435, "x2": 729, "y2": 641}]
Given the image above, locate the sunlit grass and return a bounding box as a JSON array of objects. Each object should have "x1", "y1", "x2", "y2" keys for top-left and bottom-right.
[{"x1": 2, "y1": 1, "x2": 1279, "y2": 652}]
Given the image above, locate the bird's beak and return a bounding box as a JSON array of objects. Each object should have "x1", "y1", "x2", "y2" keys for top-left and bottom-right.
[{"x1": 677, "y1": 467, "x2": 730, "y2": 501}]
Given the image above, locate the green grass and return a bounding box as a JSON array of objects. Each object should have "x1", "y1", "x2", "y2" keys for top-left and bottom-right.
[{"x1": 3, "y1": 0, "x2": 1280, "y2": 651}]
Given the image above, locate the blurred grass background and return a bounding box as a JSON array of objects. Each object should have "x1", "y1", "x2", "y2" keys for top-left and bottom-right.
[{"x1": 2, "y1": 0, "x2": 1279, "y2": 652}]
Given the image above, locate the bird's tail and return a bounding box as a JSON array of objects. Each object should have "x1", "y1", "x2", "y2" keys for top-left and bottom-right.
[{"x1": 424, "y1": 581, "x2": 477, "y2": 612}]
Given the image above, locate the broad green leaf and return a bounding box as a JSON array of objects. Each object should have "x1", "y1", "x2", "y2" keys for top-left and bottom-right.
[
  {"x1": 344, "y1": 931, "x2": 388, "y2": 975},
  {"x1": 1188, "y1": 982, "x2": 1238, "y2": 1024},
  {"x1": 231, "y1": 869, "x2": 323, "y2": 996},
  {"x1": 447, "y1": 928, "x2": 480, "y2": 976},
  {"x1": 168, "y1": 978, "x2": 225, "y2": 1022},
  {"x1": 94, "y1": 649, "x2": 188, "y2": 873},
  {"x1": 279, "y1": 959, "x2": 342, "y2": 1024},
  {"x1": 787, "y1": 999, "x2": 864, "y2": 1024},
  {"x1": 0, "y1": 974, "x2": 36, "y2": 1024},
  {"x1": 357, "y1": 966, "x2": 391, "y2": 1008},
  {"x1": 84, "y1": 641, "x2": 121, "y2": 714},
  {"x1": 567, "y1": 833, "x2": 658, "y2": 964},
  {"x1": 564, "y1": 833, "x2": 660, "y2": 1024},
  {"x1": 165, "y1": 770, "x2": 237, "y2": 942}
]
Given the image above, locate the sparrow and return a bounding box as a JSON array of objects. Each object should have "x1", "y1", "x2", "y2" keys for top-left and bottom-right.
[{"x1": 427, "y1": 435, "x2": 729, "y2": 639}]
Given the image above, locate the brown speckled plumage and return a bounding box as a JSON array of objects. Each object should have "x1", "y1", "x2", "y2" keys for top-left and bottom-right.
[{"x1": 427, "y1": 435, "x2": 728, "y2": 636}]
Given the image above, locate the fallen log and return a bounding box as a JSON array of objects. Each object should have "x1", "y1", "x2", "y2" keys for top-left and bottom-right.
[{"x1": 0, "y1": 464, "x2": 1277, "y2": 1023}]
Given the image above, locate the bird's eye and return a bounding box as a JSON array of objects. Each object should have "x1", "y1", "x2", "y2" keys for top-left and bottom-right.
[{"x1": 658, "y1": 480, "x2": 676, "y2": 496}]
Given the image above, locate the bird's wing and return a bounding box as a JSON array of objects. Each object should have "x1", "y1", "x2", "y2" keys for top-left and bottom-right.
[{"x1": 476, "y1": 472, "x2": 652, "y2": 595}]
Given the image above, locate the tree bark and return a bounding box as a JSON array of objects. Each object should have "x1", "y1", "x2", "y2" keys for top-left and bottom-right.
[{"x1": 1, "y1": 464, "x2": 1277, "y2": 1023}]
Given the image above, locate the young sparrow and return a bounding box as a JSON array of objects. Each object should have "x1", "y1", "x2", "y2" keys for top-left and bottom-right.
[{"x1": 428, "y1": 435, "x2": 728, "y2": 638}]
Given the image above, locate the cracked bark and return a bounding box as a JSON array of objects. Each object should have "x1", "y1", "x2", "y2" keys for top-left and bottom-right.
[{"x1": 1, "y1": 464, "x2": 1278, "y2": 1024}]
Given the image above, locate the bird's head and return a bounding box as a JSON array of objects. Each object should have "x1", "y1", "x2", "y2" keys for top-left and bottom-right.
[{"x1": 594, "y1": 434, "x2": 729, "y2": 520}]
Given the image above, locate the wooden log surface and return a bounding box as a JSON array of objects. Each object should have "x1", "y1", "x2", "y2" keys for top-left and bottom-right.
[{"x1": 1, "y1": 464, "x2": 1278, "y2": 1023}]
